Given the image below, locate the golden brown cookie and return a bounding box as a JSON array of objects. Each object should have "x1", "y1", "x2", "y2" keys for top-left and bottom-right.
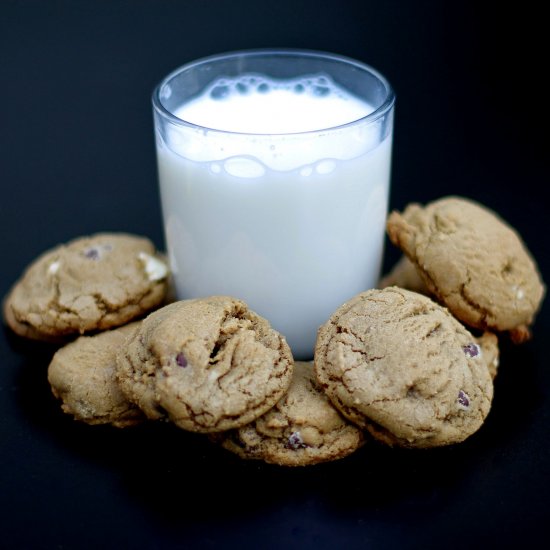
[
  {"x1": 379, "y1": 256, "x2": 430, "y2": 295},
  {"x1": 212, "y1": 361, "x2": 365, "y2": 466},
  {"x1": 477, "y1": 331, "x2": 500, "y2": 380},
  {"x1": 116, "y1": 297, "x2": 294, "y2": 433},
  {"x1": 379, "y1": 270, "x2": 500, "y2": 380},
  {"x1": 386, "y1": 196, "x2": 545, "y2": 342},
  {"x1": 314, "y1": 287, "x2": 494, "y2": 449},
  {"x1": 48, "y1": 322, "x2": 145, "y2": 427},
  {"x1": 3, "y1": 233, "x2": 169, "y2": 341}
]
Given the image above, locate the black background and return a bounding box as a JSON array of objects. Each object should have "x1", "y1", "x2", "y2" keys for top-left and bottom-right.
[{"x1": 1, "y1": 1, "x2": 549, "y2": 548}]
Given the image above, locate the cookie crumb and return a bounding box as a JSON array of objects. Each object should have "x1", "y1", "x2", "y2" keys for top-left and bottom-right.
[
  {"x1": 457, "y1": 390, "x2": 470, "y2": 409},
  {"x1": 463, "y1": 343, "x2": 481, "y2": 358}
]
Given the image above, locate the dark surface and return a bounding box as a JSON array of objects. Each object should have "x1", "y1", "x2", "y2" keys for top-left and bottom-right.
[{"x1": 1, "y1": 1, "x2": 549, "y2": 548}]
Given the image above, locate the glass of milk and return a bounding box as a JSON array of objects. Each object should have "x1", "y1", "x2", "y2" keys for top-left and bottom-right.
[{"x1": 152, "y1": 49, "x2": 395, "y2": 359}]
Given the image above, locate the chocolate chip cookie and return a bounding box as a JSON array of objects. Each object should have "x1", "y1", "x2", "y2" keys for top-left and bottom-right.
[
  {"x1": 386, "y1": 196, "x2": 545, "y2": 342},
  {"x1": 48, "y1": 322, "x2": 145, "y2": 427},
  {"x1": 213, "y1": 361, "x2": 365, "y2": 466},
  {"x1": 116, "y1": 296, "x2": 294, "y2": 433},
  {"x1": 379, "y1": 255, "x2": 430, "y2": 295},
  {"x1": 3, "y1": 233, "x2": 169, "y2": 340},
  {"x1": 314, "y1": 287, "x2": 494, "y2": 448}
]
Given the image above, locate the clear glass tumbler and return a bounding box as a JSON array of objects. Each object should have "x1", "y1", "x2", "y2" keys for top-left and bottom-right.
[{"x1": 153, "y1": 49, "x2": 395, "y2": 359}]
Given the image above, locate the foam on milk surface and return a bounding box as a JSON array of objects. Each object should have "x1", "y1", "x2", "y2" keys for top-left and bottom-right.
[
  {"x1": 174, "y1": 75, "x2": 375, "y2": 134},
  {"x1": 163, "y1": 75, "x2": 382, "y2": 174}
]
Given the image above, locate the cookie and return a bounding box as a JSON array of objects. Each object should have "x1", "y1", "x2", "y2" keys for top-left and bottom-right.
[
  {"x1": 3, "y1": 293, "x2": 67, "y2": 343},
  {"x1": 212, "y1": 361, "x2": 365, "y2": 466},
  {"x1": 314, "y1": 287, "x2": 494, "y2": 448},
  {"x1": 386, "y1": 196, "x2": 545, "y2": 342},
  {"x1": 379, "y1": 256, "x2": 430, "y2": 295},
  {"x1": 116, "y1": 296, "x2": 294, "y2": 433},
  {"x1": 3, "y1": 233, "x2": 169, "y2": 340},
  {"x1": 477, "y1": 331, "x2": 500, "y2": 380},
  {"x1": 379, "y1": 258, "x2": 500, "y2": 379},
  {"x1": 48, "y1": 322, "x2": 145, "y2": 427}
]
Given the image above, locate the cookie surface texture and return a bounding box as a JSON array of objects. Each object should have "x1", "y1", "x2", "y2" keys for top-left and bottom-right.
[
  {"x1": 116, "y1": 296, "x2": 294, "y2": 433},
  {"x1": 213, "y1": 361, "x2": 365, "y2": 466},
  {"x1": 386, "y1": 196, "x2": 545, "y2": 341},
  {"x1": 477, "y1": 331, "x2": 500, "y2": 380},
  {"x1": 314, "y1": 287, "x2": 494, "y2": 448},
  {"x1": 48, "y1": 322, "x2": 145, "y2": 427},
  {"x1": 379, "y1": 255, "x2": 430, "y2": 295},
  {"x1": 3, "y1": 233, "x2": 169, "y2": 340}
]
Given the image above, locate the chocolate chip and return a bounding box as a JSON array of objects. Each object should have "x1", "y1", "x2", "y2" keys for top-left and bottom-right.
[
  {"x1": 83, "y1": 247, "x2": 100, "y2": 260},
  {"x1": 176, "y1": 352, "x2": 188, "y2": 368},
  {"x1": 83, "y1": 243, "x2": 113, "y2": 260},
  {"x1": 457, "y1": 390, "x2": 470, "y2": 408},
  {"x1": 285, "y1": 431, "x2": 307, "y2": 450},
  {"x1": 463, "y1": 343, "x2": 480, "y2": 358}
]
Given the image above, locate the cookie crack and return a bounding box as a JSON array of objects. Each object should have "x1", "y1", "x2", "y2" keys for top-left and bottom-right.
[{"x1": 457, "y1": 276, "x2": 491, "y2": 327}]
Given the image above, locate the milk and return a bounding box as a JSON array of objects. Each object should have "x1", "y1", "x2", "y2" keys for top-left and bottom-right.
[{"x1": 156, "y1": 74, "x2": 393, "y2": 359}]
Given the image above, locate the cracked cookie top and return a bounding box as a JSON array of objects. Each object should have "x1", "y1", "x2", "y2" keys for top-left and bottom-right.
[
  {"x1": 386, "y1": 196, "x2": 545, "y2": 342},
  {"x1": 48, "y1": 322, "x2": 145, "y2": 428},
  {"x1": 314, "y1": 287, "x2": 494, "y2": 448},
  {"x1": 116, "y1": 296, "x2": 294, "y2": 433},
  {"x1": 3, "y1": 233, "x2": 169, "y2": 340},
  {"x1": 212, "y1": 361, "x2": 364, "y2": 466}
]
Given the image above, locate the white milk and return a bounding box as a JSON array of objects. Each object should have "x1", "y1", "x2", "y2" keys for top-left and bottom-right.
[{"x1": 156, "y1": 74, "x2": 392, "y2": 359}]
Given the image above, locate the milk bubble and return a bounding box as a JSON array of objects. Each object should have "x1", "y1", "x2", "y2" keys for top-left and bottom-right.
[
  {"x1": 316, "y1": 160, "x2": 336, "y2": 174},
  {"x1": 224, "y1": 157, "x2": 266, "y2": 178}
]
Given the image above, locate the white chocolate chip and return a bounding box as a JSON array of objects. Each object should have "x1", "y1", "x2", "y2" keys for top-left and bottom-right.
[
  {"x1": 48, "y1": 261, "x2": 60, "y2": 275},
  {"x1": 512, "y1": 284, "x2": 525, "y2": 300},
  {"x1": 138, "y1": 252, "x2": 168, "y2": 281},
  {"x1": 208, "y1": 370, "x2": 219, "y2": 382}
]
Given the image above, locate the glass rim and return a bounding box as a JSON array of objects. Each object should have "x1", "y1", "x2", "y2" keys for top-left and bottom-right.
[{"x1": 152, "y1": 48, "x2": 395, "y2": 137}]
